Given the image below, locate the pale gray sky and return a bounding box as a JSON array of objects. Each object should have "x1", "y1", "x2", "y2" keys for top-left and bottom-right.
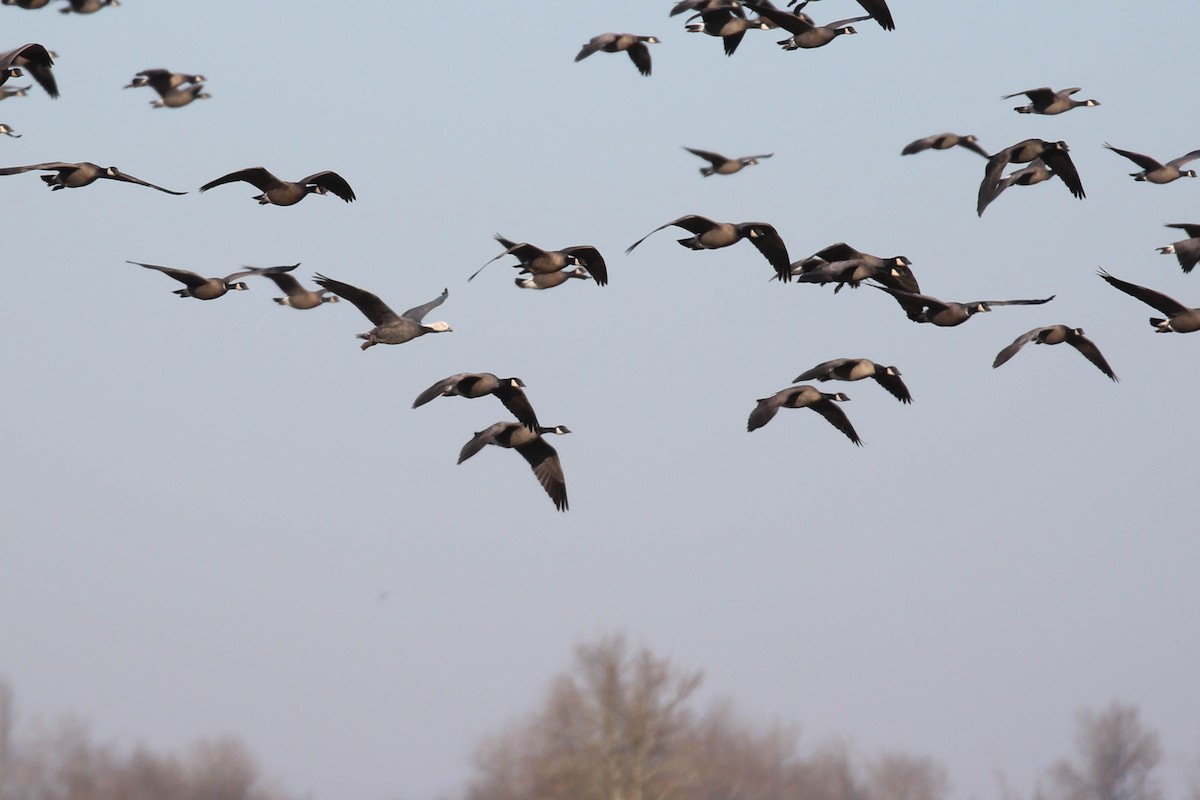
[{"x1": 2, "y1": 3, "x2": 1199, "y2": 800}]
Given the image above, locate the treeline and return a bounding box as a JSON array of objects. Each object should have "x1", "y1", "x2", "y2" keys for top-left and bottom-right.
[
  {"x1": 0, "y1": 635, "x2": 1184, "y2": 800},
  {"x1": 0, "y1": 681, "x2": 291, "y2": 800}
]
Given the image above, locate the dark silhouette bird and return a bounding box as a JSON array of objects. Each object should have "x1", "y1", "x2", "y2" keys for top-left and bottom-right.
[
  {"x1": 1104, "y1": 143, "x2": 1200, "y2": 184},
  {"x1": 130, "y1": 261, "x2": 297, "y2": 301},
  {"x1": 747, "y1": 385, "x2": 861, "y2": 444},
  {"x1": 875, "y1": 285, "x2": 1054, "y2": 327},
  {"x1": 793, "y1": 358, "x2": 912, "y2": 403},
  {"x1": 471, "y1": 235, "x2": 607, "y2": 286},
  {"x1": 458, "y1": 423, "x2": 571, "y2": 511},
  {"x1": 670, "y1": 0, "x2": 743, "y2": 15},
  {"x1": 60, "y1": 0, "x2": 119, "y2": 12},
  {"x1": 1002, "y1": 86, "x2": 1099, "y2": 115},
  {"x1": 684, "y1": 146, "x2": 774, "y2": 176},
  {"x1": 312, "y1": 275, "x2": 451, "y2": 349},
  {"x1": 1157, "y1": 223, "x2": 1200, "y2": 274},
  {"x1": 1, "y1": 0, "x2": 55, "y2": 8},
  {"x1": 0, "y1": 44, "x2": 57, "y2": 98},
  {"x1": 977, "y1": 139, "x2": 1084, "y2": 216},
  {"x1": 787, "y1": 0, "x2": 895, "y2": 30},
  {"x1": 901, "y1": 133, "x2": 988, "y2": 158},
  {"x1": 626, "y1": 214, "x2": 791, "y2": 281},
  {"x1": 743, "y1": 2, "x2": 870, "y2": 50},
  {"x1": 413, "y1": 373, "x2": 540, "y2": 430},
  {"x1": 788, "y1": 242, "x2": 917, "y2": 293},
  {"x1": 125, "y1": 69, "x2": 205, "y2": 91},
  {"x1": 199, "y1": 167, "x2": 355, "y2": 205},
  {"x1": 0, "y1": 161, "x2": 185, "y2": 194},
  {"x1": 575, "y1": 33, "x2": 659, "y2": 76},
  {"x1": 1098, "y1": 269, "x2": 1200, "y2": 333},
  {"x1": 992, "y1": 325, "x2": 1117, "y2": 381}
]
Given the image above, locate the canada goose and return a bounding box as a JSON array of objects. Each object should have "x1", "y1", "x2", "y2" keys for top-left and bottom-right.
[
  {"x1": 0, "y1": 161, "x2": 186, "y2": 194},
  {"x1": 124, "y1": 69, "x2": 205, "y2": 91},
  {"x1": 471, "y1": 234, "x2": 608, "y2": 285},
  {"x1": 413, "y1": 373, "x2": 540, "y2": 430},
  {"x1": 874, "y1": 285, "x2": 1054, "y2": 327},
  {"x1": 743, "y1": 2, "x2": 870, "y2": 49},
  {"x1": 574, "y1": 33, "x2": 659, "y2": 76},
  {"x1": 747, "y1": 385, "x2": 861, "y2": 444},
  {"x1": 978, "y1": 139, "x2": 1084, "y2": 216},
  {"x1": 794, "y1": 358, "x2": 912, "y2": 403},
  {"x1": 684, "y1": 146, "x2": 774, "y2": 176},
  {"x1": 992, "y1": 325, "x2": 1117, "y2": 381},
  {"x1": 0, "y1": 44, "x2": 57, "y2": 98},
  {"x1": 199, "y1": 167, "x2": 355, "y2": 205},
  {"x1": 150, "y1": 84, "x2": 210, "y2": 108},
  {"x1": 788, "y1": 0, "x2": 894, "y2": 30},
  {"x1": 684, "y1": 6, "x2": 771, "y2": 56},
  {"x1": 1157, "y1": 224, "x2": 1200, "y2": 274},
  {"x1": 0, "y1": 85, "x2": 29, "y2": 100},
  {"x1": 1097, "y1": 269, "x2": 1200, "y2": 333},
  {"x1": 1104, "y1": 143, "x2": 1200, "y2": 184},
  {"x1": 1, "y1": 0, "x2": 55, "y2": 7},
  {"x1": 515, "y1": 266, "x2": 592, "y2": 290},
  {"x1": 458, "y1": 423, "x2": 571, "y2": 512},
  {"x1": 261, "y1": 270, "x2": 339, "y2": 309},
  {"x1": 788, "y1": 243, "x2": 917, "y2": 293},
  {"x1": 59, "y1": 0, "x2": 118, "y2": 11},
  {"x1": 626, "y1": 214, "x2": 791, "y2": 281},
  {"x1": 1003, "y1": 86, "x2": 1099, "y2": 115},
  {"x1": 129, "y1": 260, "x2": 297, "y2": 301},
  {"x1": 989, "y1": 158, "x2": 1055, "y2": 201},
  {"x1": 311, "y1": 274, "x2": 451, "y2": 349},
  {"x1": 901, "y1": 133, "x2": 988, "y2": 158},
  {"x1": 0, "y1": 124, "x2": 19, "y2": 138}
]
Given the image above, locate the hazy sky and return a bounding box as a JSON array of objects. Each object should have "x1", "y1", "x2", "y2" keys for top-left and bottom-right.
[{"x1": 2, "y1": 3, "x2": 1199, "y2": 800}]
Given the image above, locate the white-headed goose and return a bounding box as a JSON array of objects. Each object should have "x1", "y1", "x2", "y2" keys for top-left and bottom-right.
[{"x1": 312, "y1": 274, "x2": 450, "y2": 349}]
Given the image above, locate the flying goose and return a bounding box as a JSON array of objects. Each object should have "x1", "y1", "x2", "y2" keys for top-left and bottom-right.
[
  {"x1": 1097, "y1": 269, "x2": 1200, "y2": 333},
  {"x1": 742, "y1": 2, "x2": 870, "y2": 49},
  {"x1": 515, "y1": 267, "x2": 592, "y2": 290},
  {"x1": 574, "y1": 33, "x2": 659, "y2": 76},
  {"x1": 59, "y1": 0, "x2": 119, "y2": 12},
  {"x1": 901, "y1": 133, "x2": 988, "y2": 158},
  {"x1": 0, "y1": 85, "x2": 30, "y2": 100},
  {"x1": 124, "y1": 69, "x2": 205, "y2": 91},
  {"x1": 312, "y1": 274, "x2": 450, "y2": 349},
  {"x1": 684, "y1": 6, "x2": 771, "y2": 56},
  {"x1": 625, "y1": 214, "x2": 791, "y2": 281},
  {"x1": 747, "y1": 385, "x2": 861, "y2": 444},
  {"x1": 261, "y1": 270, "x2": 339, "y2": 309},
  {"x1": 458, "y1": 423, "x2": 571, "y2": 511},
  {"x1": 789, "y1": 242, "x2": 918, "y2": 293},
  {"x1": 1003, "y1": 86, "x2": 1099, "y2": 115},
  {"x1": 978, "y1": 139, "x2": 1084, "y2": 215},
  {"x1": 199, "y1": 167, "x2": 355, "y2": 205},
  {"x1": 787, "y1": 0, "x2": 895, "y2": 30},
  {"x1": 0, "y1": 44, "x2": 57, "y2": 98},
  {"x1": 670, "y1": 0, "x2": 743, "y2": 15},
  {"x1": 471, "y1": 234, "x2": 608, "y2": 285},
  {"x1": 149, "y1": 84, "x2": 210, "y2": 108},
  {"x1": 874, "y1": 285, "x2": 1054, "y2": 327},
  {"x1": 1, "y1": 0, "x2": 55, "y2": 7},
  {"x1": 684, "y1": 146, "x2": 774, "y2": 176},
  {"x1": 413, "y1": 373, "x2": 540, "y2": 430},
  {"x1": 130, "y1": 261, "x2": 297, "y2": 301},
  {"x1": 992, "y1": 325, "x2": 1117, "y2": 381},
  {"x1": 0, "y1": 161, "x2": 185, "y2": 194},
  {"x1": 793, "y1": 358, "x2": 912, "y2": 403},
  {"x1": 1104, "y1": 143, "x2": 1200, "y2": 184},
  {"x1": 0, "y1": 124, "x2": 19, "y2": 138},
  {"x1": 1157, "y1": 224, "x2": 1200, "y2": 274}
]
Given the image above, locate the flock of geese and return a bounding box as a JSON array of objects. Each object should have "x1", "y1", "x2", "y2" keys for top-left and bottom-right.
[{"x1": 3, "y1": 1, "x2": 1199, "y2": 513}]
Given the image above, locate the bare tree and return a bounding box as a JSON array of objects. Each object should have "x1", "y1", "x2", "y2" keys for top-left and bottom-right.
[
  {"x1": 1046, "y1": 702, "x2": 1162, "y2": 800},
  {"x1": 867, "y1": 752, "x2": 948, "y2": 800}
]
